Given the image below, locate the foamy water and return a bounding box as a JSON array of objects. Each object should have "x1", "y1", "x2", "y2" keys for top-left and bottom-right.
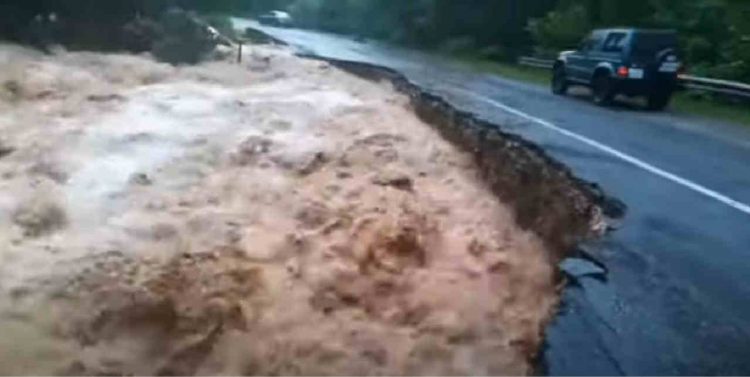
[{"x1": 0, "y1": 44, "x2": 557, "y2": 375}]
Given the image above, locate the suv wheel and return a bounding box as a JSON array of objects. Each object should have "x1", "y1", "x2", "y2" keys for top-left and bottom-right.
[
  {"x1": 646, "y1": 92, "x2": 672, "y2": 111},
  {"x1": 552, "y1": 66, "x2": 569, "y2": 95},
  {"x1": 591, "y1": 74, "x2": 614, "y2": 106}
]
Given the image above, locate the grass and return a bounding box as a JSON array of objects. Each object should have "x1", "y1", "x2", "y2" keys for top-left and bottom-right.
[
  {"x1": 453, "y1": 55, "x2": 750, "y2": 127},
  {"x1": 671, "y1": 93, "x2": 750, "y2": 127},
  {"x1": 455, "y1": 56, "x2": 551, "y2": 85}
]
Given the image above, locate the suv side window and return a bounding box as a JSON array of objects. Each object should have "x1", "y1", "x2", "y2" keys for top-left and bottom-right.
[
  {"x1": 603, "y1": 32, "x2": 627, "y2": 53},
  {"x1": 585, "y1": 30, "x2": 606, "y2": 52},
  {"x1": 580, "y1": 33, "x2": 600, "y2": 51}
]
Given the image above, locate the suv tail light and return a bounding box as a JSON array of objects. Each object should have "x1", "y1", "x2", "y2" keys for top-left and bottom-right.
[{"x1": 617, "y1": 66, "x2": 629, "y2": 78}]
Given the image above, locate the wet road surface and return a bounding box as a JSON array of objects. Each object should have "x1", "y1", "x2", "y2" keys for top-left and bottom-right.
[{"x1": 234, "y1": 19, "x2": 750, "y2": 375}]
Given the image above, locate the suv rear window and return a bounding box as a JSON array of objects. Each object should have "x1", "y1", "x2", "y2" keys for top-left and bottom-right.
[{"x1": 632, "y1": 32, "x2": 678, "y2": 57}]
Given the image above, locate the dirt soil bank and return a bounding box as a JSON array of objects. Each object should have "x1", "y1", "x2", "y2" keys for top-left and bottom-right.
[{"x1": 1, "y1": 43, "x2": 561, "y2": 375}]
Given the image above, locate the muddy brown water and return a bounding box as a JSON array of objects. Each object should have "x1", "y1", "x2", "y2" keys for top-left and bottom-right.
[{"x1": 0, "y1": 43, "x2": 606, "y2": 375}]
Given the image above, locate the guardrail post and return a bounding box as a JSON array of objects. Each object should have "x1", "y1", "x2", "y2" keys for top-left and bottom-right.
[{"x1": 238, "y1": 42, "x2": 243, "y2": 64}]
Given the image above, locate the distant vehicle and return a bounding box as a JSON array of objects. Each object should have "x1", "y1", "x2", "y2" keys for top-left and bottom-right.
[
  {"x1": 552, "y1": 28, "x2": 683, "y2": 111},
  {"x1": 257, "y1": 11, "x2": 293, "y2": 28}
]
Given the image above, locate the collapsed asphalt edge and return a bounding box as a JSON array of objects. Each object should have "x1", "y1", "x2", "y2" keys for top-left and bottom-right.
[
  {"x1": 238, "y1": 26, "x2": 625, "y2": 255},
  {"x1": 241, "y1": 27, "x2": 627, "y2": 372},
  {"x1": 313, "y1": 56, "x2": 626, "y2": 256},
  {"x1": 314, "y1": 56, "x2": 628, "y2": 375}
]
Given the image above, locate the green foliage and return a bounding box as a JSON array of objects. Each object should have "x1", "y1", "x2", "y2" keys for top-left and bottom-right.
[
  {"x1": 526, "y1": 0, "x2": 749, "y2": 82},
  {"x1": 528, "y1": 4, "x2": 590, "y2": 50},
  {"x1": 152, "y1": 8, "x2": 216, "y2": 65},
  {"x1": 0, "y1": 0, "x2": 747, "y2": 82},
  {"x1": 122, "y1": 17, "x2": 163, "y2": 52}
]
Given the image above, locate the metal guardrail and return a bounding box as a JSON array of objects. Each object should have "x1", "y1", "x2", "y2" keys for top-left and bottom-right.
[
  {"x1": 679, "y1": 75, "x2": 750, "y2": 100},
  {"x1": 518, "y1": 56, "x2": 554, "y2": 70},
  {"x1": 518, "y1": 56, "x2": 750, "y2": 101}
]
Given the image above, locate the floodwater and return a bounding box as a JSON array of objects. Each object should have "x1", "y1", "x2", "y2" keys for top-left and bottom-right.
[{"x1": 0, "y1": 44, "x2": 558, "y2": 375}]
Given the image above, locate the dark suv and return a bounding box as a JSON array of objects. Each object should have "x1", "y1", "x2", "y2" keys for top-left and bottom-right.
[{"x1": 552, "y1": 28, "x2": 682, "y2": 110}]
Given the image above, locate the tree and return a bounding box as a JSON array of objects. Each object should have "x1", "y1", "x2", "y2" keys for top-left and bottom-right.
[
  {"x1": 528, "y1": 3, "x2": 591, "y2": 52},
  {"x1": 1, "y1": 0, "x2": 746, "y2": 82}
]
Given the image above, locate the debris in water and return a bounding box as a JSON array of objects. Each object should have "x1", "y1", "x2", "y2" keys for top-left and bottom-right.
[
  {"x1": 129, "y1": 172, "x2": 153, "y2": 186},
  {"x1": 0, "y1": 141, "x2": 14, "y2": 158},
  {"x1": 87, "y1": 93, "x2": 126, "y2": 102},
  {"x1": 372, "y1": 169, "x2": 414, "y2": 192}
]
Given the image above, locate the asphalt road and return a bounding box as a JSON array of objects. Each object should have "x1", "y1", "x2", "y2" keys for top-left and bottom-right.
[{"x1": 234, "y1": 19, "x2": 750, "y2": 375}]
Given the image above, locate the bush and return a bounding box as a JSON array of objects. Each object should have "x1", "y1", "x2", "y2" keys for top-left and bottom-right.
[
  {"x1": 122, "y1": 18, "x2": 164, "y2": 53},
  {"x1": 685, "y1": 37, "x2": 713, "y2": 64},
  {"x1": 151, "y1": 9, "x2": 217, "y2": 65},
  {"x1": 204, "y1": 14, "x2": 235, "y2": 39}
]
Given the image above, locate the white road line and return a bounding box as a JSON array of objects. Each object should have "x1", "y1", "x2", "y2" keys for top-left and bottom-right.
[{"x1": 457, "y1": 89, "x2": 750, "y2": 216}]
